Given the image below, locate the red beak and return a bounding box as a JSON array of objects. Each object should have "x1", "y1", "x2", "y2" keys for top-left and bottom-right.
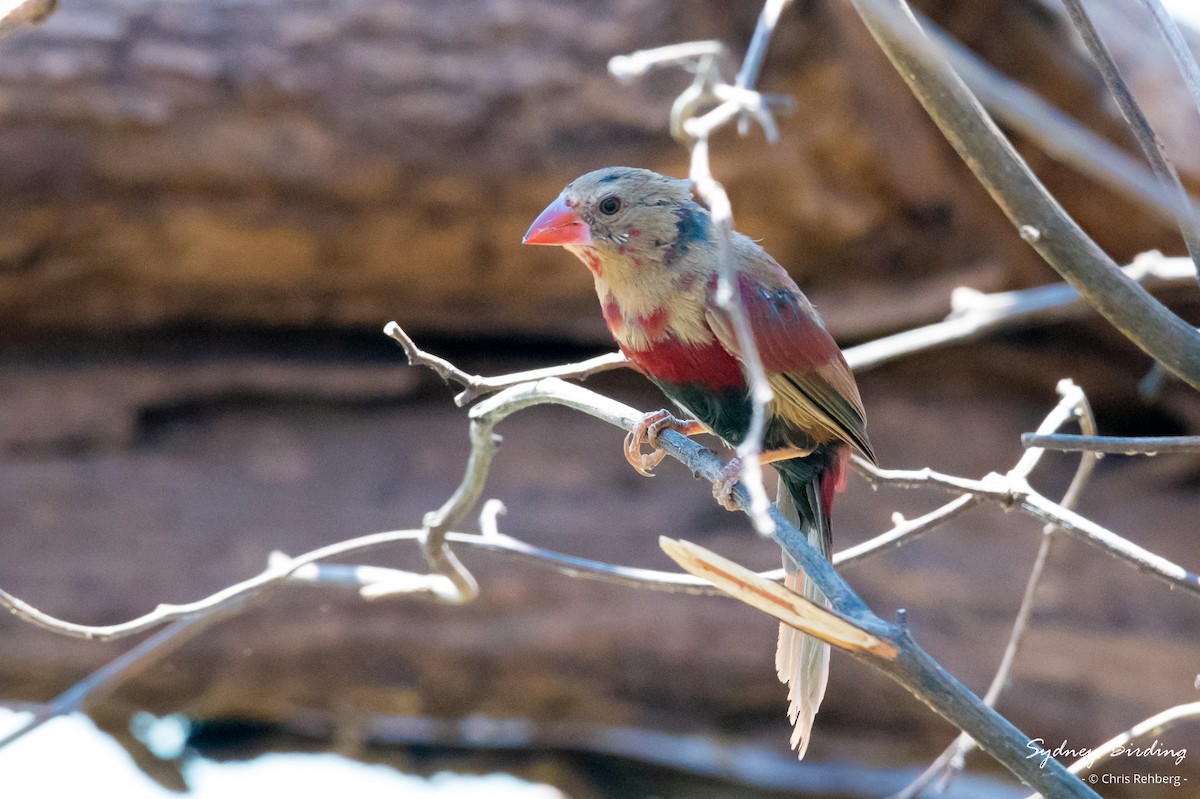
[{"x1": 523, "y1": 195, "x2": 592, "y2": 246}]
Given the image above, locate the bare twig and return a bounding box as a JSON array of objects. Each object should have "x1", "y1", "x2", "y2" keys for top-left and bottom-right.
[
  {"x1": 6, "y1": 322, "x2": 1191, "y2": 798},
  {"x1": 924, "y1": 21, "x2": 1200, "y2": 228},
  {"x1": 0, "y1": 529, "x2": 453, "y2": 641},
  {"x1": 689, "y1": 140, "x2": 777, "y2": 535},
  {"x1": 846, "y1": 253, "x2": 1195, "y2": 372},
  {"x1": 841, "y1": 0, "x2": 1200, "y2": 390},
  {"x1": 1136, "y1": 0, "x2": 1200, "y2": 121},
  {"x1": 6, "y1": 351, "x2": 1147, "y2": 645},
  {"x1": 1022, "y1": 433, "x2": 1200, "y2": 455},
  {"x1": 1058, "y1": 702, "x2": 1200, "y2": 779},
  {"x1": 1059, "y1": 0, "x2": 1200, "y2": 276},
  {"x1": 854, "y1": 456, "x2": 1200, "y2": 597},
  {"x1": 0, "y1": 618, "x2": 210, "y2": 749},
  {"x1": 733, "y1": 0, "x2": 792, "y2": 136},
  {"x1": 608, "y1": 12, "x2": 802, "y2": 536},
  {"x1": 383, "y1": 322, "x2": 629, "y2": 407},
  {"x1": 390, "y1": 253, "x2": 1197, "y2": 396},
  {"x1": 835, "y1": 494, "x2": 980, "y2": 566},
  {"x1": 410, "y1": 365, "x2": 1101, "y2": 795},
  {"x1": 895, "y1": 382, "x2": 1102, "y2": 798}
]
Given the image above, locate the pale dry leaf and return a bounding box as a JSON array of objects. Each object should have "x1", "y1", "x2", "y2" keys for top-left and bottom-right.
[
  {"x1": 659, "y1": 537, "x2": 898, "y2": 658},
  {"x1": 0, "y1": 0, "x2": 57, "y2": 34}
]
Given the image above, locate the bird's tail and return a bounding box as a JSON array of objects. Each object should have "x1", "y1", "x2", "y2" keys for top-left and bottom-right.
[{"x1": 775, "y1": 448, "x2": 841, "y2": 759}]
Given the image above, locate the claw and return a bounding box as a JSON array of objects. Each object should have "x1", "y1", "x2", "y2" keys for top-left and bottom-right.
[
  {"x1": 713, "y1": 457, "x2": 743, "y2": 511},
  {"x1": 624, "y1": 431, "x2": 667, "y2": 476},
  {"x1": 624, "y1": 409, "x2": 703, "y2": 477}
]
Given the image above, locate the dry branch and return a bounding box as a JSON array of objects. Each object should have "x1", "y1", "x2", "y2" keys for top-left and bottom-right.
[
  {"x1": 4, "y1": 322, "x2": 1195, "y2": 798},
  {"x1": 1059, "y1": 0, "x2": 1200, "y2": 274},
  {"x1": 1057, "y1": 702, "x2": 1200, "y2": 780},
  {"x1": 893, "y1": 383, "x2": 1101, "y2": 798},
  {"x1": 402, "y1": 365, "x2": 1098, "y2": 796},
  {"x1": 1022, "y1": 433, "x2": 1200, "y2": 455},
  {"x1": 842, "y1": 0, "x2": 1200, "y2": 390},
  {"x1": 609, "y1": 10, "x2": 799, "y2": 536},
  {"x1": 2, "y1": 4, "x2": 1196, "y2": 794},
  {"x1": 1137, "y1": 0, "x2": 1200, "y2": 122},
  {"x1": 925, "y1": 21, "x2": 1200, "y2": 229}
]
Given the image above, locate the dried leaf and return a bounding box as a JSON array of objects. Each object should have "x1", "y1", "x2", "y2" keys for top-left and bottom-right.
[{"x1": 659, "y1": 537, "x2": 898, "y2": 659}]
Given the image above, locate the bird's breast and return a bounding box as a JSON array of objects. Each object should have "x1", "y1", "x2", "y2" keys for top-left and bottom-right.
[{"x1": 622, "y1": 335, "x2": 746, "y2": 390}]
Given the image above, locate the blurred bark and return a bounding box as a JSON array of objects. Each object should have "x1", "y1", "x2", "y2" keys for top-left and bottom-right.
[{"x1": 0, "y1": 0, "x2": 1193, "y2": 343}]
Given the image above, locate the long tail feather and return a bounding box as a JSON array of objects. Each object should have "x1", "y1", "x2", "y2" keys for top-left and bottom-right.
[{"x1": 775, "y1": 468, "x2": 832, "y2": 760}]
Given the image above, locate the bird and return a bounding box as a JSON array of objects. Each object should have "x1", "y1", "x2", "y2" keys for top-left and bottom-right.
[{"x1": 523, "y1": 166, "x2": 875, "y2": 758}]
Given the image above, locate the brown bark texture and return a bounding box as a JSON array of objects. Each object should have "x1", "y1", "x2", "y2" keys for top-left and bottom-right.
[{"x1": 0, "y1": 0, "x2": 1193, "y2": 343}]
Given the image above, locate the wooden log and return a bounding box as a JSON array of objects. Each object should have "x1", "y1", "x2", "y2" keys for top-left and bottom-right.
[{"x1": 0, "y1": 0, "x2": 1190, "y2": 343}]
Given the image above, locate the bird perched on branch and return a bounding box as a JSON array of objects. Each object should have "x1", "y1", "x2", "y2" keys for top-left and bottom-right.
[{"x1": 524, "y1": 166, "x2": 875, "y2": 757}]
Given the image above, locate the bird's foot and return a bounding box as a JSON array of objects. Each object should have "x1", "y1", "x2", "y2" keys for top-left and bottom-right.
[
  {"x1": 624, "y1": 410, "x2": 705, "y2": 477},
  {"x1": 712, "y1": 446, "x2": 817, "y2": 510},
  {"x1": 713, "y1": 457, "x2": 743, "y2": 511}
]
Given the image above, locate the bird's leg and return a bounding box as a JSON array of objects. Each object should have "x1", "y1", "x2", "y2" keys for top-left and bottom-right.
[
  {"x1": 624, "y1": 409, "x2": 707, "y2": 477},
  {"x1": 712, "y1": 446, "x2": 816, "y2": 511}
]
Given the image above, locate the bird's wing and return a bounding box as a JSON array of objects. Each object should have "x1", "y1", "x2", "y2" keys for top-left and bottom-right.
[{"x1": 705, "y1": 267, "x2": 874, "y2": 463}]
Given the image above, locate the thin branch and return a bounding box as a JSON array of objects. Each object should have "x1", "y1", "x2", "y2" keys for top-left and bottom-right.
[
  {"x1": 689, "y1": 139, "x2": 776, "y2": 535},
  {"x1": 2, "y1": 374, "x2": 1120, "y2": 644},
  {"x1": 1059, "y1": 0, "x2": 1200, "y2": 277},
  {"x1": 924, "y1": 21, "x2": 1200, "y2": 229},
  {"x1": 0, "y1": 529, "x2": 447, "y2": 641},
  {"x1": 381, "y1": 326, "x2": 1190, "y2": 595},
  {"x1": 609, "y1": 16, "x2": 802, "y2": 536},
  {"x1": 896, "y1": 384, "x2": 1103, "y2": 797},
  {"x1": 1022, "y1": 433, "x2": 1200, "y2": 455},
  {"x1": 5, "y1": 324, "x2": 1187, "y2": 796},
  {"x1": 733, "y1": 0, "x2": 792, "y2": 136},
  {"x1": 386, "y1": 252, "x2": 1197, "y2": 393},
  {"x1": 834, "y1": 494, "x2": 980, "y2": 566},
  {"x1": 845, "y1": 253, "x2": 1195, "y2": 372},
  {"x1": 0, "y1": 618, "x2": 211, "y2": 749},
  {"x1": 841, "y1": 0, "x2": 1200, "y2": 390},
  {"x1": 383, "y1": 322, "x2": 629, "y2": 407},
  {"x1": 891, "y1": 529, "x2": 1058, "y2": 799},
  {"x1": 1060, "y1": 702, "x2": 1200, "y2": 779},
  {"x1": 851, "y1": 460, "x2": 1200, "y2": 597},
  {"x1": 1136, "y1": 0, "x2": 1200, "y2": 122}
]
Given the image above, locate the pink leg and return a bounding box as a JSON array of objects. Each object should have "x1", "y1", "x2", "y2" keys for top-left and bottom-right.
[{"x1": 624, "y1": 410, "x2": 707, "y2": 477}]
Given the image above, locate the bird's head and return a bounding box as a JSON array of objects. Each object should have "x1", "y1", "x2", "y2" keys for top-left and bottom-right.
[{"x1": 523, "y1": 167, "x2": 709, "y2": 278}]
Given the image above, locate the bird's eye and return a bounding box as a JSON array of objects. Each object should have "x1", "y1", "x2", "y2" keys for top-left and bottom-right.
[{"x1": 598, "y1": 195, "x2": 622, "y2": 215}]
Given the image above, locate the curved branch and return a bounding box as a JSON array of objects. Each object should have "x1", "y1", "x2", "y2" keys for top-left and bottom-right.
[{"x1": 854, "y1": 456, "x2": 1200, "y2": 597}]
